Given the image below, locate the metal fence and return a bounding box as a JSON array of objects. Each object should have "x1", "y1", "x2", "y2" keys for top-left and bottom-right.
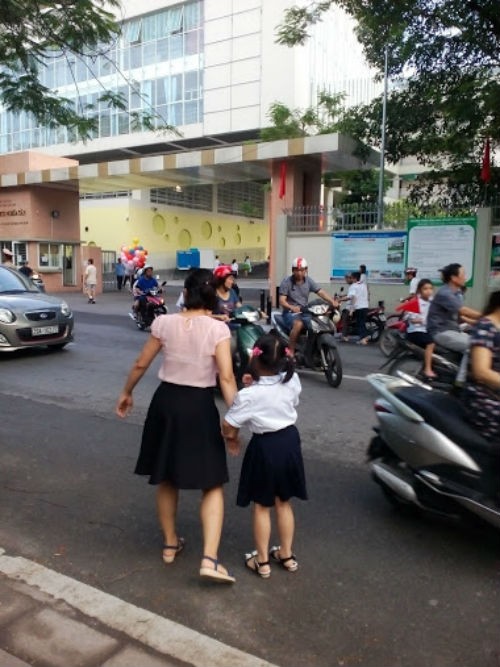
[{"x1": 286, "y1": 199, "x2": 500, "y2": 233}]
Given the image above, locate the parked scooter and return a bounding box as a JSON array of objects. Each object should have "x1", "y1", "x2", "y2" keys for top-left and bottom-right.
[
  {"x1": 366, "y1": 372, "x2": 500, "y2": 530},
  {"x1": 270, "y1": 300, "x2": 343, "y2": 387},
  {"x1": 133, "y1": 281, "x2": 167, "y2": 330},
  {"x1": 335, "y1": 287, "x2": 386, "y2": 342}
]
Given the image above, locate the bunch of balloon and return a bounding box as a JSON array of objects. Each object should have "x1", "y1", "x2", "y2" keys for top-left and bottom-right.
[{"x1": 120, "y1": 237, "x2": 148, "y2": 274}]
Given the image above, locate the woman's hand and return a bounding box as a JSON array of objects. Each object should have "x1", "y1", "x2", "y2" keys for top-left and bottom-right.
[{"x1": 116, "y1": 392, "x2": 133, "y2": 417}]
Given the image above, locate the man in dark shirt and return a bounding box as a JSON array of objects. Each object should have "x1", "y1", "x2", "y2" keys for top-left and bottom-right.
[
  {"x1": 279, "y1": 257, "x2": 338, "y2": 354},
  {"x1": 427, "y1": 263, "x2": 481, "y2": 352}
]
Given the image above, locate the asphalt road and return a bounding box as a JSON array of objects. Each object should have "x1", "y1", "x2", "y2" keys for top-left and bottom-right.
[{"x1": 0, "y1": 291, "x2": 499, "y2": 667}]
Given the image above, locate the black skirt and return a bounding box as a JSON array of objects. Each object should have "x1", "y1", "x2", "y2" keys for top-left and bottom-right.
[
  {"x1": 135, "y1": 382, "x2": 228, "y2": 489},
  {"x1": 236, "y1": 425, "x2": 308, "y2": 507}
]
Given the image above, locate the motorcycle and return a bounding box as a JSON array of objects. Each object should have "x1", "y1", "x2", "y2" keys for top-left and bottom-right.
[
  {"x1": 230, "y1": 305, "x2": 266, "y2": 387},
  {"x1": 270, "y1": 300, "x2": 343, "y2": 387},
  {"x1": 31, "y1": 273, "x2": 46, "y2": 292},
  {"x1": 380, "y1": 331, "x2": 462, "y2": 393},
  {"x1": 133, "y1": 281, "x2": 167, "y2": 330},
  {"x1": 378, "y1": 311, "x2": 407, "y2": 356},
  {"x1": 366, "y1": 372, "x2": 500, "y2": 530},
  {"x1": 335, "y1": 287, "x2": 386, "y2": 343}
]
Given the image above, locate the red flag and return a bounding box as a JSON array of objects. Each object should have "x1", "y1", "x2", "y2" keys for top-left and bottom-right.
[
  {"x1": 481, "y1": 138, "x2": 491, "y2": 183},
  {"x1": 396, "y1": 296, "x2": 420, "y2": 314},
  {"x1": 278, "y1": 161, "x2": 287, "y2": 199}
]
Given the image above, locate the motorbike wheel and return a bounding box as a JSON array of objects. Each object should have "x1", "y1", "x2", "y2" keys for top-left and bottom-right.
[
  {"x1": 388, "y1": 353, "x2": 423, "y2": 380},
  {"x1": 365, "y1": 318, "x2": 384, "y2": 343},
  {"x1": 322, "y1": 344, "x2": 342, "y2": 388},
  {"x1": 379, "y1": 328, "x2": 401, "y2": 357}
]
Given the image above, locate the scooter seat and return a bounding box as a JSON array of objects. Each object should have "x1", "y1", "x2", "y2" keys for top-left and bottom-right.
[{"x1": 394, "y1": 386, "x2": 500, "y2": 456}]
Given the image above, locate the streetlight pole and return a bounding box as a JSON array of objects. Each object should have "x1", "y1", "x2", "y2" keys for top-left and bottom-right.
[{"x1": 377, "y1": 46, "x2": 389, "y2": 230}]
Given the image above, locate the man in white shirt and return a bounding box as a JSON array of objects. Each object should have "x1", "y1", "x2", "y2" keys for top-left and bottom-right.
[
  {"x1": 405, "y1": 267, "x2": 419, "y2": 296},
  {"x1": 84, "y1": 258, "x2": 97, "y2": 304},
  {"x1": 350, "y1": 270, "x2": 370, "y2": 345}
]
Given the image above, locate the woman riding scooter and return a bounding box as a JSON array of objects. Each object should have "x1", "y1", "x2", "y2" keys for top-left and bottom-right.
[{"x1": 212, "y1": 265, "x2": 242, "y2": 326}]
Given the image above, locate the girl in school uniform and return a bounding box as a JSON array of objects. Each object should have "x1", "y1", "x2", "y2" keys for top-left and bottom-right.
[{"x1": 222, "y1": 334, "x2": 308, "y2": 578}]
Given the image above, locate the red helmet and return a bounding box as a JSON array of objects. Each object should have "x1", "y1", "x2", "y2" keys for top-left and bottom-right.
[{"x1": 213, "y1": 264, "x2": 233, "y2": 279}]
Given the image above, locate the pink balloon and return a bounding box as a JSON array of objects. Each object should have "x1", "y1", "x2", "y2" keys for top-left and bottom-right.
[{"x1": 126, "y1": 260, "x2": 135, "y2": 270}]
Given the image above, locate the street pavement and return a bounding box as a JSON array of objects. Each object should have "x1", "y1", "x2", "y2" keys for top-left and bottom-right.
[
  {"x1": 0, "y1": 283, "x2": 277, "y2": 667},
  {"x1": 0, "y1": 550, "x2": 274, "y2": 667},
  {"x1": 1, "y1": 287, "x2": 499, "y2": 666}
]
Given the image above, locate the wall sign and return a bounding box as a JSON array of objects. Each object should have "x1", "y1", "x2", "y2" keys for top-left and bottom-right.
[
  {"x1": 407, "y1": 216, "x2": 476, "y2": 286},
  {"x1": 331, "y1": 231, "x2": 407, "y2": 283}
]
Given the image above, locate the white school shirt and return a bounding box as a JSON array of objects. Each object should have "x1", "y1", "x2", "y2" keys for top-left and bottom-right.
[
  {"x1": 225, "y1": 373, "x2": 301, "y2": 434},
  {"x1": 85, "y1": 264, "x2": 97, "y2": 285},
  {"x1": 352, "y1": 281, "x2": 369, "y2": 310},
  {"x1": 407, "y1": 297, "x2": 432, "y2": 334}
]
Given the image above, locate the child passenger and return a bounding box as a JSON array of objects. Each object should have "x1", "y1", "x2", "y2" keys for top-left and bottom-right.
[
  {"x1": 222, "y1": 334, "x2": 308, "y2": 578},
  {"x1": 406, "y1": 278, "x2": 435, "y2": 378}
]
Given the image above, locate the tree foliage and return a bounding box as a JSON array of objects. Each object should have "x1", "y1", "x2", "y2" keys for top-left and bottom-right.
[
  {"x1": 260, "y1": 91, "x2": 346, "y2": 141},
  {"x1": 276, "y1": 0, "x2": 500, "y2": 176},
  {"x1": 0, "y1": 0, "x2": 175, "y2": 139}
]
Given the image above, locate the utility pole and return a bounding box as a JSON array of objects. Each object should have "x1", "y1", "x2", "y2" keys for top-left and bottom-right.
[{"x1": 377, "y1": 46, "x2": 389, "y2": 230}]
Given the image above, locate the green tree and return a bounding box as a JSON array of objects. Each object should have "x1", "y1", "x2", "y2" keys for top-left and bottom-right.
[
  {"x1": 0, "y1": 0, "x2": 174, "y2": 140},
  {"x1": 260, "y1": 91, "x2": 346, "y2": 141},
  {"x1": 276, "y1": 1, "x2": 500, "y2": 173}
]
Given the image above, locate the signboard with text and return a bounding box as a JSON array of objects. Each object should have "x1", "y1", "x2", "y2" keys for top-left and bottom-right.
[
  {"x1": 331, "y1": 231, "x2": 407, "y2": 283},
  {"x1": 406, "y1": 217, "x2": 476, "y2": 286}
]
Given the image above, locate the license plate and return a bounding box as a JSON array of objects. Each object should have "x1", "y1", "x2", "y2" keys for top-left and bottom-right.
[{"x1": 32, "y1": 325, "x2": 59, "y2": 336}]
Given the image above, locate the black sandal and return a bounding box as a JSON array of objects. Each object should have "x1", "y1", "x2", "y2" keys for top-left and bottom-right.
[
  {"x1": 244, "y1": 551, "x2": 271, "y2": 578},
  {"x1": 269, "y1": 546, "x2": 298, "y2": 572},
  {"x1": 162, "y1": 537, "x2": 185, "y2": 564}
]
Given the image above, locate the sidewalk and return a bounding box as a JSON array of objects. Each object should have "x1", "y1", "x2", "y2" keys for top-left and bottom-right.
[
  {"x1": 56, "y1": 278, "x2": 271, "y2": 318},
  {"x1": 0, "y1": 548, "x2": 277, "y2": 667}
]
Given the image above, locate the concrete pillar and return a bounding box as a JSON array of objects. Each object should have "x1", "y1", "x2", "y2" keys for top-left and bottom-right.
[{"x1": 467, "y1": 207, "x2": 492, "y2": 310}]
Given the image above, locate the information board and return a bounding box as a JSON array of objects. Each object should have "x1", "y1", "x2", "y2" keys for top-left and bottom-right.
[
  {"x1": 331, "y1": 231, "x2": 407, "y2": 283},
  {"x1": 406, "y1": 217, "x2": 476, "y2": 286}
]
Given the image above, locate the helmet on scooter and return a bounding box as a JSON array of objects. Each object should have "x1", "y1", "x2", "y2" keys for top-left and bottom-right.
[
  {"x1": 213, "y1": 264, "x2": 233, "y2": 279},
  {"x1": 143, "y1": 264, "x2": 154, "y2": 272},
  {"x1": 292, "y1": 257, "x2": 308, "y2": 269},
  {"x1": 405, "y1": 267, "x2": 417, "y2": 275}
]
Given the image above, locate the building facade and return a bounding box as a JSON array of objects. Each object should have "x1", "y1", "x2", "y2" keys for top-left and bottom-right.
[{"x1": 0, "y1": 1, "x2": 380, "y2": 273}]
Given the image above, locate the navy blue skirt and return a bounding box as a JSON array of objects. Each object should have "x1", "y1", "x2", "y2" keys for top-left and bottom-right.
[
  {"x1": 135, "y1": 382, "x2": 228, "y2": 489},
  {"x1": 236, "y1": 425, "x2": 308, "y2": 507}
]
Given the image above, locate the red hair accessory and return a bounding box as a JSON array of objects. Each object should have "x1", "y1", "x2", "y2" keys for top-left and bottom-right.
[
  {"x1": 251, "y1": 346, "x2": 263, "y2": 357},
  {"x1": 285, "y1": 347, "x2": 293, "y2": 357}
]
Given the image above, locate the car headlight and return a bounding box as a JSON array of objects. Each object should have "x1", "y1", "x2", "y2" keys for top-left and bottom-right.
[
  {"x1": 0, "y1": 308, "x2": 15, "y2": 323},
  {"x1": 60, "y1": 301, "x2": 72, "y2": 317}
]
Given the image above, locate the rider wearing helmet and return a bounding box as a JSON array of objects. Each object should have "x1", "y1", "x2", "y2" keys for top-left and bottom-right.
[
  {"x1": 131, "y1": 265, "x2": 159, "y2": 318},
  {"x1": 405, "y1": 267, "x2": 419, "y2": 297},
  {"x1": 212, "y1": 264, "x2": 242, "y2": 324},
  {"x1": 279, "y1": 257, "x2": 338, "y2": 355}
]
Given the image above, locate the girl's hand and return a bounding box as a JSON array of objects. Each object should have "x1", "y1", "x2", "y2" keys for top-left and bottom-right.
[
  {"x1": 116, "y1": 392, "x2": 133, "y2": 417},
  {"x1": 225, "y1": 436, "x2": 241, "y2": 456},
  {"x1": 241, "y1": 373, "x2": 253, "y2": 387}
]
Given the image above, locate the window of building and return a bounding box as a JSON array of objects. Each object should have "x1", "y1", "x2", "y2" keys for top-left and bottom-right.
[
  {"x1": 0, "y1": 0, "x2": 204, "y2": 151},
  {"x1": 217, "y1": 182, "x2": 265, "y2": 219},
  {"x1": 150, "y1": 184, "x2": 213, "y2": 211},
  {"x1": 39, "y1": 243, "x2": 61, "y2": 268}
]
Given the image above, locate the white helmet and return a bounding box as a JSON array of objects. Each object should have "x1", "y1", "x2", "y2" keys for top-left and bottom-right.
[{"x1": 292, "y1": 257, "x2": 308, "y2": 269}]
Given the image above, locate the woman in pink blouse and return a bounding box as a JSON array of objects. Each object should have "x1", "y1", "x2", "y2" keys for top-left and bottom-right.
[{"x1": 116, "y1": 269, "x2": 238, "y2": 583}]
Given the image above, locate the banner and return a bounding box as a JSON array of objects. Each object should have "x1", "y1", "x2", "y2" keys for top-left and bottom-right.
[{"x1": 331, "y1": 231, "x2": 407, "y2": 283}]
